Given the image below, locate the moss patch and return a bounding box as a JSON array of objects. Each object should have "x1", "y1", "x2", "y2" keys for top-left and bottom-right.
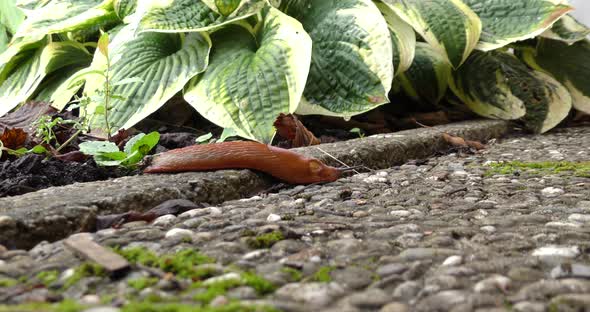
[
  {"x1": 127, "y1": 277, "x2": 159, "y2": 291},
  {"x1": 246, "y1": 231, "x2": 285, "y2": 249},
  {"x1": 485, "y1": 161, "x2": 590, "y2": 177},
  {"x1": 115, "y1": 247, "x2": 215, "y2": 280},
  {"x1": 64, "y1": 263, "x2": 107, "y2": 289},
  {"x1": 0, "y1": 300, "x2": 83, "y2": 312},
  {"x1": 311, "y1": 266, "x2": 336, "y2": 283},
  {"x1": 0, "y1": 278, "x2": 18, "y2": 287},
  {"x1": 37, "y1": 270, "x2": 59, "y2": 287},
  {"x1": 281, "y1": 267, "x2": 303, "y2": 282}
]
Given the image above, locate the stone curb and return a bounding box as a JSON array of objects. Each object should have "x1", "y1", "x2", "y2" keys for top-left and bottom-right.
[{"x1": 0, "y1": 119, "x2": 510, "y2": 249}]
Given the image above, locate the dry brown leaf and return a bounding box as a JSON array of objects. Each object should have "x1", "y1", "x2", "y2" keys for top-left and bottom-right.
[
  {"x1": 0, "y1": 101, "x2": 56, "y2": 135},
  {"x1": 0, "y1": 128, "x2": 27, "y2": 150},
  {"x1": 273, "y1": 113, "x2": 320, "y2": 147}
]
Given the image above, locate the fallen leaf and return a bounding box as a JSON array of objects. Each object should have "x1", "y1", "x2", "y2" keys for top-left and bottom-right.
[
  {"x1": 54, "y1": 151, "x2": 88, "y2": 162},
  {"x1": 273, "y1": 113, "x2": 320, "y2": 147},
  {"x1": 0, "y1": 101, "x2": 57, "y2": 136},
  {"x1": 465, "y1": 139, "x2": 486, "y2": 150},
  {"x1": 0, "y1": 128, "x2": 27, "y2": 150}
]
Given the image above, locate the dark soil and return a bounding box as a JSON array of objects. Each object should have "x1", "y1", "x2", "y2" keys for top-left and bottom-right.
[{"x1": 0, "y1": 154, "x2": 132, "y2": 197}]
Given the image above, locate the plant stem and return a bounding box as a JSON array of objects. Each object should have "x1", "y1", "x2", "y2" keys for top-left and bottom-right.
[
  {"x1": 55, "y1": 129, "x2": 83, "y2": 154},
  {"x1": 104, "y1": 55, "x2": 112, "y2": 140}
]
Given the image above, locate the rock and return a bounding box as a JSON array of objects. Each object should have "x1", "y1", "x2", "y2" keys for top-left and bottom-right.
[
  {"x1": 226, "y1": 286, "x2": 258, "y2": 300},
  {"x1": 415, "y1": 290, "x2": 468, "y2": 312},
  {"x1": 473, "y1": 275, "x2": 511, "y2": 293},
  {"x1": 275, "y1": 282, "x2": 346, "y2": 307},
  {"x1": 394, "y1": 248, "x2": 458, "y2": 261},
  {"x1": 511, "y1": 279, "x2": 590, "y2": 301},
  {"x1": 532, "y1": 246, "x2": 580, "y2": 265},
  {"x1": 331, "y1": 267, "x2": 374, "y2": 290},
  {"x1": 380, "y1": 302, "x2": 410, "y2": 312},
  {"x1": 541, "y1": 187, "x2": 564, "y2": 197},
  {"x1": 568, "y1": 214, "x2": 590, "y2": 225},
  {"x1": 267, "y1": 214, "x2": 281, "y2": 223},
  {"x1": 550, "y1": 263, "x2": 590, "y2": 279},
  {"x1": 549, "y1": 294, "x2": 590, "y2": 311},
  {"x1": 376, "y1": 263, "x2": 408, "y2": 277},
  {"x1": 152, "y1": 215, "x2": 177, "y2": 228},
  {"x1": 164, "y1": 228, "x2": 194, "y2": 241},
  {"x1": 512, "y1": 301, "x2": 546, "y2": 312},
  {"x1": 393, "y1": 281, "x2": 422, "y2": 299},
  {"x1": 203, "y1": 273, "x2": 242, "y2": 285},
  {"x1": 442, "y1": 255, "x2": 463, "y2": 267},
  {"x1": 344, "y1": 288, "x2": 390, "y2": 309}
]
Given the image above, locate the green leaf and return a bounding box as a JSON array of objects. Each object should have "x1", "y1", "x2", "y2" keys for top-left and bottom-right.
[
  {"x1": 195, "y1": 133, "x2": 213, "y2": 144},
  {"x1": 97, "y1": 32, "x2": 109, "y2": 57},
  {"x1": 380, "y1": 0, "x2": 481, "y2": 68},
  {"x1": 136, "y1": 0, "x2": 266, "y2": 33},
  {"x1": 14, "y1": 0, "x2": 119, "y2": 38},
  {"x1": 0, "y1": 40, "x2": 92, "y2": 116},
  {"x1": 111, "y1": 77, "x2": 144, "y2": 87},
  {"x1": 215, "y1": 0, "x2": 241, "y2": 16},
  {"x1": 450, "y1": 50, "x2": 572, "y2": 133},
  {"x1": 114, "y1": 0, "x2": 136, "y2": 21},
  {"x1": 31, "y1": 65, "x2": 86, "y2": 102},
  {"x1": 184, "y1": 7, "x2": 312, "y2": 143},
  {"x1": 520, "y1": 70, "x2": 571, "y2": 133},
  {"x1": 282, "y1": 0, "x2": 393, "y2": 118},
  {"x1": 219, "y1": 128, "x2": 238, "y2": 142},
  {"x1": 122, "y1": 131, "x2": 159, "y2": 165},
  {"x1": 79, "y1": 140, "x2": 120, "y2": 155},
  {"x1": 462, "y1": 0, "x2": 572, "y2": 51},
  {"x1": 30, "y1": 145, "x2": 48, "y2": 154},
  {"x1": 0, "y1": 0, "x2": 25, "y2": 34},
  {"x1": 374, "y1": 1, "x2": 415, "y2": 75},
  {"x1": 521, "y1": 38, "x2": 590, "y2": 114},
  {"x1": 541, "y1": 14, "x2": 590, "y2": 45},
  {"x1": 397, "y1": 42, "x2": 452, "y2": 105},
  {"x1": 84, "y1": 24, "x2": 211, "y2": 134},
  {"x1": 449, "y1": 50, "x2": 529, "y2": 120},
  {"x1": 0, "y1": 25, "x2": 8, "y2": 54}
]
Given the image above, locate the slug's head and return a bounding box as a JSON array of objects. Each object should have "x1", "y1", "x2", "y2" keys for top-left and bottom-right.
[{"x1": 307, "y1": 159, "x2": 342, "y2": 183}]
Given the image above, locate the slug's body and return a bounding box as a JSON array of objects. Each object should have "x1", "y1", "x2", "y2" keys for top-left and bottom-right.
[{"x1": 143, "y1": 141, "x2": 341, "y2": 184}]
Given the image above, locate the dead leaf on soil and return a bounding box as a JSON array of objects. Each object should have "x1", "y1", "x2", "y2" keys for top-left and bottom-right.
[
  {"x1": 0, "y1": 101, "x2": 56, "y2": 135},
  {"x1": 273, "y1": 113, "x2": 320, "y2": 147},
  {"x1": 0, "y1": 128, "x2": 27, "y2": 150}
]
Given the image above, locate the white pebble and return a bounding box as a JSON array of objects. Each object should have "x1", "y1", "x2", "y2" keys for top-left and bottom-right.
[
  {"x1": 442, "y1": 255, "x2": 463, "y2": 267},
  {"x1": 474, "y1": 275, "x2": 511, "y2": 293},
  {"x1": 242, "y1": 249, "x2": 269, "y2": 260},
  {"x1": 363, "y1": 175, "x2": 388, "y2": 183},
  {"x1": 545, "y1": 221, "x2": 582, "y2": 229},
  {"x1": 532, "y1": 245, "x2": 580, "y2": 259},
  {"x1": 152, "y1": 214, "x2": 177, "y2": 227},
  {"x1": 480, "y1": 226, "x2": 497, "y2": 234},
  {"x1": 165, "y1": 228, "x2": 194, "y2": 240},
  {"x1": 389, "y1": 210, "x2": 412, "y2": 217},
  {"x1": 178, "y1": 208, "x2": 208, "y2": 220},
  {"x1": 203, "y1": 273, "x2": 241, "y2": 285},
  {"x1": 208, "y1": 207, "x2": 222, "y2": 215},
  {"x1": 267, "y1": 214, "x2": 282, "y2": 222},
  {"x1": 240, "y1": 196, "x2": 263, "y2": 202},
  {"x1": 568, "y1": 214, "x2": 590, "y2": 225},
  {"x1": 541, "y1": 187, "x2": 565, "y2": 197}
]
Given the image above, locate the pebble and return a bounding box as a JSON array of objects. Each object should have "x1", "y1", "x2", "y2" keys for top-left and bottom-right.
[
  {"x1": 276, "y1": 283, "x2": 346, "y2": 307},
  {"x1": 152, "y1": 215, "x2": 177, "y2": 227},
  {"x1": 532, "y1": 246, "x2": 580, "y2": 265},
  {"x1": 266, "y1": 214, "x2": 282, "y2": 222},
  {"x1": 164, "y1": 228, "x2": 194, "y2": 240},
  {"x1": 541, "y1": 187, "x2": 565, "y2": 197}
]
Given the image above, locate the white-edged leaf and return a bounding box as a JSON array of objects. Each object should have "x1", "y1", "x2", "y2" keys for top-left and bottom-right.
[
  {"x1": 521, "y1": 38, "x2": 590, "y2": 114},
  {"x1": 375, "y1": 1, "x2": 415, "y2": 75},
  {"x1": 520, "y1": 70, "x2": 571, "y2": 133},
  {"x1": 462, "y1": 0, "x2": 572, "y2": 51},
  {"x1": 397, "y1": 42, "x2": 452, "y2": 105},
  {"x1": 14, "y1": 0, "x2": 119, "y2": 38},
  {"x1": 541, "y1": 14, "x2": 590, "y2": 45},
  {"x1": 184, "y1": 7, "x2": 312, "y2": 143},
  {"x1": 85, "y1": 24, "x2": 211, "y2": 133},
  {"x1": 136, "y1": 0, "x2": 265, "y2": 33},
  {"x1": 449, "y1": 50, "x2": 529, "y2": 120},
  {"x1": 0, "y1": 40, "x2": 92, "y2": 116},
  {"x1": 114, "y1": 0, "x2": 136, "y2": 21},
  {"x1": 381, "y1": 0, "x2": 481, "y2": 68},
  {"x1": 282, "y1": 0, "x2": 393, "y2": 118},
  {"x1": 0, "y1": 25, "x2": 8, "y2": 54},
  {"x1": 0, "y1": 0, "x2": 25, "y2": 34}
]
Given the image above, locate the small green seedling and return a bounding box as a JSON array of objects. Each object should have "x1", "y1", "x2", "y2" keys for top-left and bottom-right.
[
  {"x1": 349, "y1": 127, "x2": 365, "y2": 138},
  {"x1": 79, "y1": 131, "x2": 160, "y2": 167},
  {"x1": 195, "y1": 132, "x2": 214, "y2": 144},
  {"x1": 0, "y1": 140, "x2": 47, "y2": 158}
]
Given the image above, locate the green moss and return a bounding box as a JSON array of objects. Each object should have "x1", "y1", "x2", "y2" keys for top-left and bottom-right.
[
  {"x1": 115, "y1": 247, "x2": 215, "y2": 280},
  {"x1": 192, "y1": 278, "x2": 243, "y2": 304},
  {"x1": 37, "y1": 270, "x2": 60, "y2": 287},
  {"x1": 281, "y1": 267, "x2": 303, "y2": 282},
  {"x1": 115, "y1": 247, "x2": 160, "y2": 267},
  {"x1": 241, "y1": 272, "x2": 275, "y2": 295},
  {"x1": 246, "y1": 231, "x2": 285, "y2": 249},
  {"x1": 485, "y1": 161, "x2": 590, "y2": 177},
  {"x1": 159, "y1": 249, "x2": 215, "y2": 279},
  {"x1": 127, "y1": 277, "x2": 159, "y2": 291},
  {"x1": 0, "y1": 300, "x2": 84, "y2": 312},
  {"x1": 311, "y1": 266, "x2": 336, "y2": 283},
  {"x1": 0, "y1": 278, "x2": 18, "y2": 287},
  {"x1": 63, "y1": 263, "x2": 106, "y2": 289}
]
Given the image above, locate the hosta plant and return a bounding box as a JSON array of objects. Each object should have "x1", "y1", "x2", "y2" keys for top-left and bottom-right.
[{"x1": 0, "y1": 0, "x2": 589, "y2": 145}]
